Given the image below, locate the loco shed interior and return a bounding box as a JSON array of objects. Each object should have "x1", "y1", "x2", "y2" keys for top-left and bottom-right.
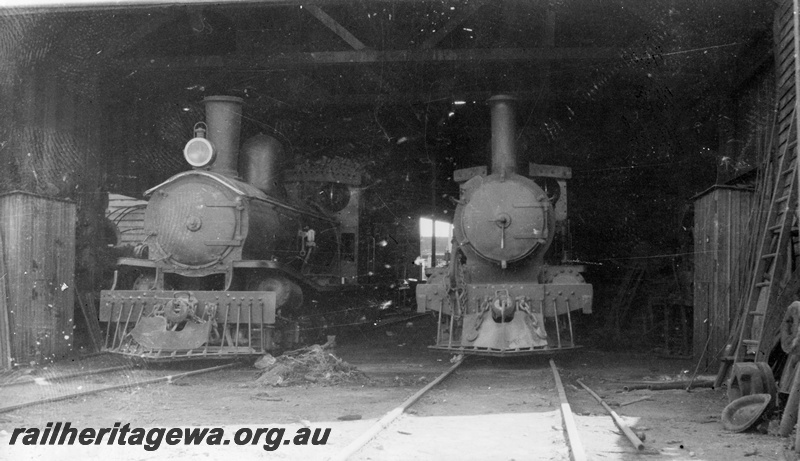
[
  {"x1": 0, "y1": 0, "x2": 776, "y2": 360},
  {"x1": 3, "y1": 2, "x2": 800, "y2": 459},
  {"x1": 0, "y1": 1, "x2": 771, "y2": 351}
]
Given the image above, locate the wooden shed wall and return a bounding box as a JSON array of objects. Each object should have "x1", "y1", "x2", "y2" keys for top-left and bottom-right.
[
  {"x1": 0, "y1": 192, "x2": 76, "y2": 364},
  {"x1": 693, "y1": 187, "x2": 754, "y2": 370}
]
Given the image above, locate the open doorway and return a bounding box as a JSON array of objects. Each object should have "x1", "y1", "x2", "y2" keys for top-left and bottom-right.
[{"x1": 418, "y1": 217, "x2": 453, "y2": 279}]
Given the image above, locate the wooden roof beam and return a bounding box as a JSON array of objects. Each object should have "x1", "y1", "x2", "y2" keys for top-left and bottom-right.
[
  {"x1": 1, "y1": 0, "x2": 456, "y2": 14},
  {"x1": 419, "y1": 0, "x2": 486, "y2": 49},
  {"x1": 258, "y1": 90, "x2": 562, "y2": 106},
  {"x1": 304, "y1": 5, "x2": 368, "y2": 50},
  {"x1": 118, "y1": 47, "x2": 618, "y2": 69}
]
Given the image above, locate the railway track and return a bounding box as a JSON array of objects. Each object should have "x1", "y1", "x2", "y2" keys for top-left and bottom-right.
[
  {"x1": 329, "y1": 358, "x2": 643, "y2": 461},
  {"x1": 0, "y1": 353, "x2": 646, "y2": 460},
  {"x1": 0, "y1": 361, "x2": 237, "y2": 415}
]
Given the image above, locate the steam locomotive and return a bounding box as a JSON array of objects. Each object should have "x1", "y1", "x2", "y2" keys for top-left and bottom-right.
[
  {"x1": 99, "y1": 96, "x2": 369, "y2": 360},
  {"x1": 416, "y1": 95, "x2": 593, "y2": 356}
]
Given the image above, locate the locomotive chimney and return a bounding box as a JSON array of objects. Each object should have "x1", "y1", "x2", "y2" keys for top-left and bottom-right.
[
  {"x1": 489, "y1": 94, "x2": 518, "y2": 177},
  {"x1": 204, "y1": 95, "x2": 243, "y2": 177}
]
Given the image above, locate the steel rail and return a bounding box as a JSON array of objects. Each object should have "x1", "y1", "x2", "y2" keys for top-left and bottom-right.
[
  {"x1": 0, "y1": 364, "x2": 135, "y2": 389},
  {"x1": 327, "y1": 357, "x2": 464, "y2": 461},
  {"x1": 550, "y1": 360, "x2": 587, "y2": 461},
  {"x1": 0, "y1": 363, "x2": 237, "y2": 414}
]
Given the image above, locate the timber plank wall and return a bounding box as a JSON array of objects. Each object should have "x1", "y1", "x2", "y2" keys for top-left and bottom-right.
[
  {"x1": 0, "y1": 192, "x2": 76, "y2": 365},
  {"x1": 693, "y1": 186, "x2": 754, "y2": 369}
]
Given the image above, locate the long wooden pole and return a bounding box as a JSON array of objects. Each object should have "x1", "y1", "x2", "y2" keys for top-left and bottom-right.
[{"x1": 577, "y1": 379, "x2": 645, "y2": 451}]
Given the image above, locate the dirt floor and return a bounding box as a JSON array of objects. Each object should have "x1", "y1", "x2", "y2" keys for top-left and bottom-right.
[{"x1": 0, "y1": 314, "x2": 792, "y2": 460}]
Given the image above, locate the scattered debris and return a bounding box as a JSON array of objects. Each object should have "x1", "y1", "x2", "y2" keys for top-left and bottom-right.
[
  {"x1": 337, "y1": 414, "x2": 362, "y2": 421},
  {"x1": 250, "y1": 392, "x2": 283, "y2": 401},
  {"x1": 620, "y1": 396, "x2": 653, "y2": 407},
  {"x1": 692, "y1": 415, "x2": 719, "y2": 424},
  {"x1": 255, "y1": 343, "x2": 369, "y2": 386},
  {"x1": 254, "y1": 354, "x2": 277, "y2": 370}
]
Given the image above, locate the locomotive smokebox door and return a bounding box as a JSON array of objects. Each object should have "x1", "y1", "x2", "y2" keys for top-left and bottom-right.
[
  {"x1": 460, "y1": 177, "x2": 552, "y2": 266},
  {"x1": 417, "y1": 94, "x2": 592, "y2": 356},
  {"x1": 145, "y1": 175, "x2": 243, "y2": 267}
]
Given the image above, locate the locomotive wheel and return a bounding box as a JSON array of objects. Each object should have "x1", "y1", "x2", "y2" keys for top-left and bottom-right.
[
  {"x1": 132, "y1": 274, "x2": 156, "y2": 291},
  {"x1": 246, "y1": 274, "x2": 304, "y2": 312}
]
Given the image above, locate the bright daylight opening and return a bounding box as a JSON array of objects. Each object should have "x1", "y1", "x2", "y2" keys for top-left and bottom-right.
[{"x1": 418, "y1": 217, "x2": 453, "y2": 272}]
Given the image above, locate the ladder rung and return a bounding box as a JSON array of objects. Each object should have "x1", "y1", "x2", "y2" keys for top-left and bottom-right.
[
  {"x1": 748, "y1": 311, "x2": 766, "y2": 316},
  {"x1": 743, "y1": 339, "x2": 760, "y2": 346},
  {"x1": 756, "y1": 281, "x2": 771, "y2": 288},
  {"x1": 770, "y1": 223, "x2": 783, "y2": 232},
  {"x1": 783, "y1": 166, "x2": 796, "y2": 175},
  {"x1": 777, "y1": 194, "x2": 792, "y2": 203},
  {"x1": 762, "y1": 252, "x2": 778, "y2": 259}
]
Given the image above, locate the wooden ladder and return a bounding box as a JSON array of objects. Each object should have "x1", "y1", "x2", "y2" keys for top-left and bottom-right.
[
  {"x1": 733, "y1": 106, "x2": 799, "y2": 362},
  {"x1": 606, "y1": 265, "x2": 646, "y2": 335}
]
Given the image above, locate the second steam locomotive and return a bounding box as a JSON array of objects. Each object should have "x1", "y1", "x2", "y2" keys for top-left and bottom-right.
[{"x1": 416, "y1": 95, "x2": 593, "y2": 356}]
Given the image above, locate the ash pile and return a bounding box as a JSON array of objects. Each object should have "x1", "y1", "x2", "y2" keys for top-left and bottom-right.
[{"x1": 255, "y1": 340, "x2": 369, "y2": 386}]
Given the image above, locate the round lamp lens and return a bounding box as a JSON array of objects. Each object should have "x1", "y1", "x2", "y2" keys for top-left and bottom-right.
[{"x1": 184, "y1": 138, "x2": 215, "y2": 167}]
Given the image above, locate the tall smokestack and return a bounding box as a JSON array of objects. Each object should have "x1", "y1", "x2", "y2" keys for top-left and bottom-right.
[
  {"x1": 489, "y1": 95, "x2": 518, "y2": 177},
  {"x1": 204, "y1": 95, "x2": 243, "y2": 177}
]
